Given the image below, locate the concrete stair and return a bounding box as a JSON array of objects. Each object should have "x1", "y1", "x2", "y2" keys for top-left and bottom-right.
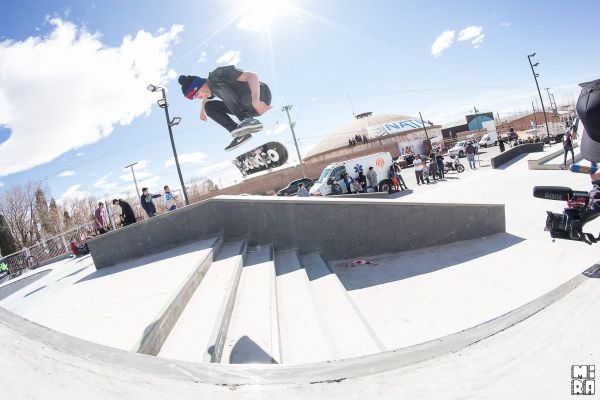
[
  {"x1": 152, "y1": 242, "x2": 383, "y2": 365},
  {"x1": 158, "y1": 240, "x2": 246, "y2": 362},
  {"x1": 300, "y1": 252, "x2": 384, "y2": 359},
  {"x1": 221, "y1": 245, "x2": 281, "y2": 364},
  {"x1": 274, "y1": 249, "x2": 332, "y2": 363}
]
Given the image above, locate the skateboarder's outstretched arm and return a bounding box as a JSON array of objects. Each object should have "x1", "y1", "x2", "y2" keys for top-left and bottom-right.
[
  {"x1": 236, "y1": 72, "x2": 272, "y2": 115},
  {"x1": 200, "y1": 99, "x2": 208, "y2": 121}
]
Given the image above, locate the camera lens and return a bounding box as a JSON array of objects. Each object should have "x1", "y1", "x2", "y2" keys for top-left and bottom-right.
[{"x1": 546, "y1": 211, "x2": 567, "y2": 232}]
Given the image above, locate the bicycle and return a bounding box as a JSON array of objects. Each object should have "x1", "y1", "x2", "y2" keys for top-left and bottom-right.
[{"x1": 6, "y1": 253, "x2": 40, "y2": 279}]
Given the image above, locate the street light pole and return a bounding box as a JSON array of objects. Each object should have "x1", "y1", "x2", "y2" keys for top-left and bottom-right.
[
  {"x1": 147, "y1": 84, "x2": 189, "y2": 205},
  {"x1": 282, "y1": 105, "x2": 307, "y2": 178},
  {"x1": 124, "y1": 162, "x2": 141, "y2": 200},
  {"x1": 527, "y1": 53, "x2": 552, "y2": 145}
]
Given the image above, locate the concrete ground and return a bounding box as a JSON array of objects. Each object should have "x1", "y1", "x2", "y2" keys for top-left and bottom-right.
[
  {"x1": 325, "y1": 142, "x2": 600, "y2": 351},
  {"x1": 0, "y1": 239, "x2": 218, "y2": 350},
  {"x1": 0, "y1": 142, "x2": 598, "y2": 399}
]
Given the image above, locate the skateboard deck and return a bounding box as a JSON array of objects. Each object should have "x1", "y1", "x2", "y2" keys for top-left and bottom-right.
[{"x1": 233, "y1": 141, "x2": 288, "y2": 177}]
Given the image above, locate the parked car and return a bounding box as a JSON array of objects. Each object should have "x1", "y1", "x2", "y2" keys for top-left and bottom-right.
[
  {"x1": 448, "y1": 139, "x2": 479, "y2": 158},
  {"x1": 394, "y1": 154, "x2": 415, "y2": 168},
  {"x1": 277, "y1": 178, "x2": 314, "y2": 196}
]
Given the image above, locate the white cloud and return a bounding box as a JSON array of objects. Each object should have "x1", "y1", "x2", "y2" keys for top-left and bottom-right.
[
  {"x1": 135, "y1": 160, "x2": 150, "y2": 170},
  {"x1": 93, "y1": 172, "x2": 119, "y2": 193},
  {"x1": 458, "y1": 26, "x2": 483, "y2": 41},
  {"x1": 198, "y1": 160, "x2": 234, "y2": 176},
  {"x1": 58, "y1": 184, "x2": 92, "y2": 205},
  {"x1": 76, "y1": 152, "x2": 84, "y2": 156},
  {"x1": 119, "y1": 170, "x2": 154, "y2": 181},
  {"x1": 266, "y1": 123, "x2": 289, "y2": 136},
  {"x1": 472, "y1": 34, "x2": 485, "y2": 48},
  {"x1": 501, "y1": 21, "x2": 511, "y2": 27},
  {"x1": 216, "y1": 50, "x2": 241, "y2": 65},
  {"x1": 58, "y1": 170, "x2": 75, "y2": 177},
  {"x1": 197, "y1": 51, "x2": 207, "y2": 63},
  {"x1": 431, "y1": 30, "x2": 455, "y2": 57},
  {"x1": 0, "y1": 18, "x2": 183, "y2": 177},
  {"x1": 139, "y1": 175, "x2": 161, "y2": 189},
  {"x1": 164, "y1": 152, "x2": 208, "y2": 167},
  {"x1": 0, "y1": 181, "x2": 4, "y2": 187}
]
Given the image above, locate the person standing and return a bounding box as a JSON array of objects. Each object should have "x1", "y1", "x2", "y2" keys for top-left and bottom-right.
[
  {"x1": 178, "y1": 65, "x2": 272, "y2": 151},
  {"x1": 113, "y1": 199, "x2": 137, "y2": 226},
  {"x1": 296, "y1": 183, "x2": 310, "y2": 197},
  {"x1": 466, "y1": 142, "x2": 477, "y2": 169},
  {"x1": 94, "y1": 202, "x2": 107, "y2": 235},
  {"x1": 435, "y1": 152, "x2": 445, "y2": 179},
  {"x1": 428, "y1": 155, "x2": 439, "y2": 181},
  {"x1": 366, "y1": 167, "x2": 378, "y2": 192},
  {"x1": 140, "y1": 187, "x2": 162, "y2": 218},
  {"x1": 563, "y1": 132, "x2": 575, "y2": 167},
  {"x1": 343, "y1": 173, "x2": 354, "y2": 194},
  {"x1": 498, "y1": 137, "x2": 506, "y2": 153},
  {"x1": 413, "y1": 155, "x2": 425, "y2": 185},
  {"x1": 393, "y1": 162, "x2": 408, "y2": 190},
  {"x1": 357, "y1": 171, "x2": 367, "y2": 193},
  {"x1": 163, "y1": 185, "x2": 177, "y2": 211}
]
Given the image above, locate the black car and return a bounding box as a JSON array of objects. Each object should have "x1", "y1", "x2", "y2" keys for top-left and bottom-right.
[{"x1": 277, "y1": 178, "x2": 314, "y2": 196}]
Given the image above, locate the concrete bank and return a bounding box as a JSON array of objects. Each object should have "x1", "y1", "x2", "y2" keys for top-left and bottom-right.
[
  {"x1": 88, "y1": 196, "x2": 506, "y2": 269},
  {"x1": 491, "y1": 142, "x2": 544, "y2": 168}
]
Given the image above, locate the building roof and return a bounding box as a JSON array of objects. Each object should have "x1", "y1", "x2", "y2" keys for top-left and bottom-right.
[{"x1": 306, "y1": 113, "x2": 416, "y2": 158}]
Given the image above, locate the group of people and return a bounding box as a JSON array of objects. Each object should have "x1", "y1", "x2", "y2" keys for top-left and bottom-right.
[
  {"x1": 411, "y1": 152, "x2": 448, "y2": 185},
  {"x1": 341, "y1": 170, "x2": 372, "y2": 193},
  {"x1": 93, "y1": 185, "x2": 179, "y2": 235},
  {"x1": 348, "y1": 134, "x2": 369, "y2": 147}
]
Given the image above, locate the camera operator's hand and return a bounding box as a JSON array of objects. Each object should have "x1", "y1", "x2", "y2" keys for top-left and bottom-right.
[{"x1": 591, "y1": 163, "x2": 600, "y2": 181}]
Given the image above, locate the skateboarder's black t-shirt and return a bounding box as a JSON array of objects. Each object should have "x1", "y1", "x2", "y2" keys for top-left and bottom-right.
[{"x1": 207, "y1": 65, "x2": 270, "y2": 105}]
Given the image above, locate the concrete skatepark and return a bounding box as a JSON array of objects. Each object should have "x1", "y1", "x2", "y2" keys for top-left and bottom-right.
[{"x1": 1, "y1": 144, "x2": 599, "y2": 399}]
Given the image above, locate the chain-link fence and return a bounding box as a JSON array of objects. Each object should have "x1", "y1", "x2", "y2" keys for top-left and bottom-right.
[{"x1": 0, "y1": 222, "x2": 96, "y2": 280}]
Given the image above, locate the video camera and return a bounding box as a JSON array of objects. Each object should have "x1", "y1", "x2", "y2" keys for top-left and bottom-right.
[{"x1": 533, "y1": 186, "x2": 600, "y2": 244}]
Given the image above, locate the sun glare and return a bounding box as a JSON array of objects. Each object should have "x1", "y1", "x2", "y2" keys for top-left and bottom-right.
[{"x1": 237, "y1": 0, "x2": 294, "y2": 32}]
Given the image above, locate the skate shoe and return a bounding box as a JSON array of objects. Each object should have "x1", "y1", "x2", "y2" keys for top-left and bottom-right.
[
  {"x1": 231, "y1": 118, "x2": 263, "y2": 137},
  {"x1": 224, "y1": 133, "x2": 252, "y2": 151}
]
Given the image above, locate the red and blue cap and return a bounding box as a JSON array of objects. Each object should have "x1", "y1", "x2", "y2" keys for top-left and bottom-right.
[{"x1": 178, "y1": 75, "x2": 206, "y2": 100}]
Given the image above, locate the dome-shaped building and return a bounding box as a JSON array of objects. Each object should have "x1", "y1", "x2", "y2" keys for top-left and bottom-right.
[{"x1": 304, "y1": 112, "x2": 442, "y2": 164}]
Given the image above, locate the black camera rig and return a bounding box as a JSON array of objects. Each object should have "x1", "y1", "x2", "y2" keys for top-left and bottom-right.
[{"x1": 533, "y1": 186, "x2": 600, "y2": 244}]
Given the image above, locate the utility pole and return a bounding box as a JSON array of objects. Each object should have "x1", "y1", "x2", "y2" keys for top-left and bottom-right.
[
  {"x1": 282, "y1": 105, "x2": 307, "y2": 178},
  {"x1": 527, "y1": 53, "x2": 552, "y2": 145},
  {"x1": 418, "y1": 112, "x2": 431, "y2": 151},
  {"x1": 545, "y1": 87, "x2": 557, "y2": 116},
  {"x1": 124, "y1": 162, "x2": 141, "y2": 200}
]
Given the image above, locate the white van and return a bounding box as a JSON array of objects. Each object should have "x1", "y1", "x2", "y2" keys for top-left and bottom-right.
[
  {"x1": 478, "y1": 130, "x2": 498, "y2": 147},
  {"x1": 309, "y1": 152, "x2": 394, "y2": 196}
]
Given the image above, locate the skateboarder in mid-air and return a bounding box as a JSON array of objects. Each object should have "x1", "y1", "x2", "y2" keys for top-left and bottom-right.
[{"x1": 178, "y1": 65, "x2": 272, "y2": 151}]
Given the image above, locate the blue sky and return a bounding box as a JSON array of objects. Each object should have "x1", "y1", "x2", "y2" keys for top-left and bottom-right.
[{"x1": 0, "y1": 0, "x2": 597, "y2": 203}]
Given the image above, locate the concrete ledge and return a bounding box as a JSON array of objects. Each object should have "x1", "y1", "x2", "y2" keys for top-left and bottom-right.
[
  {"x1": 133, "y1": 236, "x2": 223, "y2": 355},
  {"x1": 0, "y1": 264, "x2": 596, "y2": 386},
  {"x1": 528, "y1": 143, "x2": 581, "y2": 170},
  {"x1": 88, "y1": 196, "x2": 506, "y2": 269},
  {"x1": 491, "y1": 143, "x2": 544, "y2": 169},
  {"x1": 333, "y1": 192, "x2": 389, "y2": 199}
]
